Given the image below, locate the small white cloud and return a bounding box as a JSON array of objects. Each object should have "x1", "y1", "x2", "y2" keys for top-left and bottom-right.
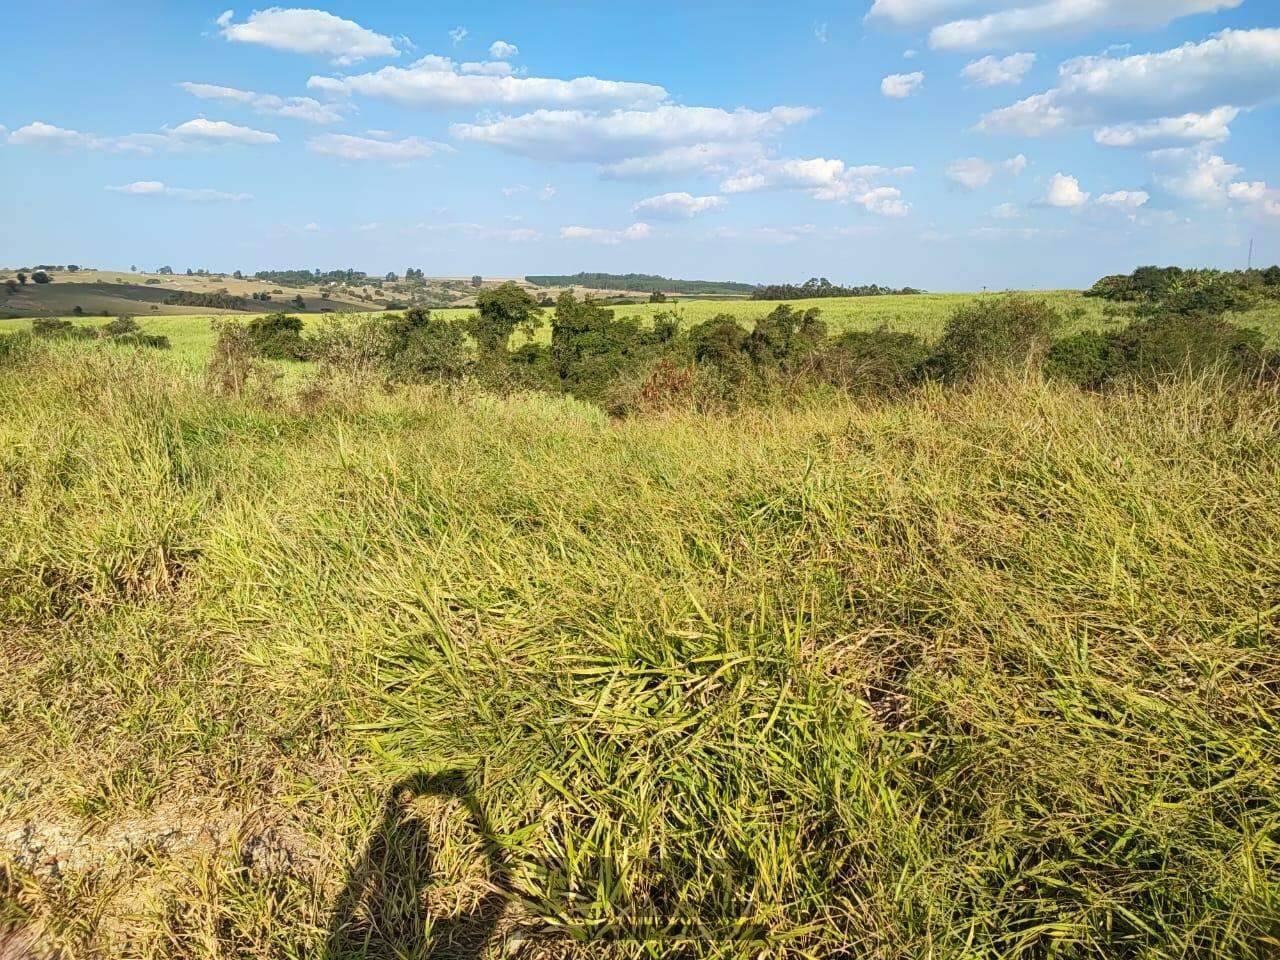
[
  {"x1": 179, "y1": 81, "x2": 347, "y2": 123},
  {"x1": 1045, "y1": 172, "x2": 1090, "y2": 208},
  {"x1": 814, "y1": 22, "x2": 828, "y2": 43},
  {"x1": 721, "y1": 156, "x2": 913, "y2": 215},
  {"x1": 961, "y1": 53, "x2": 1035, "y2": 88},
  {"x1": 7, "y1": 121, "x2": 103, "y2": 149},
  {"x1": 632, "y1": 192, "x2": 726, "y2": 220},
  {"x1": 216, "y1": 10, "x2": 234, "y2": 28},
  {"x1": 108, "y1": 180, "x2": 251, "y2": 202},
  {"x1": 304, "y1": 222, "x2": 320, "y2": 232},
  {"x1": 946, "y1": 154, "x2": 1027, "y2": 190},
  {"x1": 1095, "y1": 190, "x2": 1150, "y2": 213},
  {"x1": 1093, "y1": 107, "x2": 1239, "y2": 148},
  {"x1": 881, "y1": 72, "x2": 924, "y2": 99},
  {"x1": 219, "y1": 7, "x2": 399, "y2": 65},
  {"x1": 450, "y1": 26, "x2": 468, "y2": 45},
  {"x1": 560, "y1": 222, "x2": 652, "y2": 244},
  {"x1": 169, "y1": 118, "x2": 279, "y2": 145},
  {"x1": 501, "y1": 184, "x2": 529, "y2": 196},
  {"x1": 539, "y1": 184, "x2": 556, "y2": 200},
  {"x1": 307, "y1": 132, "x2": 451, "y2": 162},
  {"x1": 903, "y1": 49, "x2": 918, "y2": 59},
  {"x1": 990, "y1": 202, "x2": 1022, "y2": 220},
  {"x1": 488, "y1": 40, "x2": 519, "y2": 59}
]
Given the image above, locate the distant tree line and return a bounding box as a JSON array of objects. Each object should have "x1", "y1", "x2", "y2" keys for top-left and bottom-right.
[
  {"x1": 752, "y1": 278, "x2": 923, "y2": 300},
  {"x1": 164, "y1": 290, "x2": 254, "y2": 311},
  {"x1": 527, "y1": 273, "x2": 759, "y2": 296},
  {"x1": 252, "y1": 269, "x2": 371, "y2": 287},
  {"x1": 1086, "y1": 265, "x2": 1280, "y2": 304}
]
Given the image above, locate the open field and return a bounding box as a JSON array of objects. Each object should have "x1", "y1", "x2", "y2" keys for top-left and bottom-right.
[
  {"x1": 2, "y1": 308, "x2": 1279, "y2": 956},
  {"x1": 4, "y1": 291, "x2": 1280, "y2": 373}
]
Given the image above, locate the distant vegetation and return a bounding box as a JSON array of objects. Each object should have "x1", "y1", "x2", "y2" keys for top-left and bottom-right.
[
  {"x1": 163, "y1": 290, "x2": 254, "y2": 311},
  {"x1": 205, "y1": 274, "x2": 1280, "y2": 417},
  {"x1": 752, "y1": 277, "x2": 924, "y2": 300},
  {"x1": 254, "y1": 268, "x2": 372, "y2": 287},
  {"x1": 526, "y1": 272, "x2": 759, "y2": 296}
]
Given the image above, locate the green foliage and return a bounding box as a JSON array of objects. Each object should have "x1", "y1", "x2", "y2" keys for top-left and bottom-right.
[
  {"x1": 752, "y1": 277, "x2": 923, "y2": 300},
  {"x1": 32, "y1": 317, "x2": 96, "y2": 340},
  {"x1": 102, "y1": 315, "x2": 139, "y2": 336},
  {"x1": 381, "y1": 307, "x2": 469, "y2": 382},
  {"x1": 546, "y1": 293, "x2": 665, "y2": 403},
  {"x1": 821, "y1": 328, "x2": 930, "y2": 393},
  {"x1": 929, "y1": 295, "x2": 1060, "y2": 381},
  {"x1": 31, "y1": 270, "x2": 51, "y2": 284},
  {"x1": 246, "y1": 312, "x2": 311, "y2": 361},
  {"x1": 163, "y1": 290, "x2": 254, "y2": 311},
  {"x1": 467, "y1": 282, "x2": 543, "y2": 361},
  {"x1": 745, "y1": 304, "x2": 828, "y2": 369}
]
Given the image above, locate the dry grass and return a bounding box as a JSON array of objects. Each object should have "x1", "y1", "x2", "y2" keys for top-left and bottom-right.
[{"x1": 1, "y1": 343, "x2": 1278, "y2": 957}]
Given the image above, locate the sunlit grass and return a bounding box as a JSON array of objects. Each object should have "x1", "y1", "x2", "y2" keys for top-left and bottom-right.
[{"x1": 1, "y1": 343, "x2": 1278, "y2": 957}]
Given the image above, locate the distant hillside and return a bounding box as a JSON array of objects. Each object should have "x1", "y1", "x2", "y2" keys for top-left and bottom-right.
[{"x1": 526, "y1": 273, "x2": 759, "y2": 296}]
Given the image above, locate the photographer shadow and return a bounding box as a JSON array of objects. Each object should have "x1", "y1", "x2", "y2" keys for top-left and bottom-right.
[{"x1": 324, "y1": 771, "x2": 511, "y2": 960}]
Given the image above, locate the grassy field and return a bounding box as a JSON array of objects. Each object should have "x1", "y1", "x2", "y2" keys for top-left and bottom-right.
[
  {"x1": 1, "y1": 326, "x2": 1278, "y2": 957},
  {"x1": 4, "y1": 291, "x2": 1280, "y2": 373}
]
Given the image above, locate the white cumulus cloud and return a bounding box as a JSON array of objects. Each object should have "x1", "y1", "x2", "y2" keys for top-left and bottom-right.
[
  {"x1": 720, "y1": 157, "x2": 913, "y2": 215},
  {"x1": 961, "y1": 52, "x2": 1034, "y2": 87},
  {"x1": 1093, "y1": 107, "x2": 1239, "y2": 148},
  {"x1": 8, "y1": 118, "x2": 278, "y2": 152},
  {"x1": 945, "y1": 154, "x2": 1027, "y2": 189},
  {"x1": 917, "y1": 1, "x2": 1245, "y2": 52},
  {"x1": 489, "y1": 40, "x2": 519, "y2": 59},
  {"x1": 977, "y1": 29, "x2": 1280, "y2": 138},
  {"x1": 309, "y1": 55, "x2": 667, "y2": 110},
  {"x1": 881, "y1": 72, "x2": 924, "y2": 98},
  {"x1": 219, "y1": 7, "x2": 399, "y2": 65},
  {"x1": 632, "y1": 192, "x2": 726, "y2": 220},
  {"x1": 1045, "y1": 172, "x2": 1089, "y2": 208}
]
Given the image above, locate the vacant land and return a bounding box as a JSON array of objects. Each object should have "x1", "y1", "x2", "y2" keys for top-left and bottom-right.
[{"x1": 2, "y1": 287, "x2": 1278, "y2": 957}]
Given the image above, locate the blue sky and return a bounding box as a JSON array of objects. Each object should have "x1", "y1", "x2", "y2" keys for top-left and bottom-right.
[{"x1": 3, "y1": 1, "x2": 1278, "y2": 289}]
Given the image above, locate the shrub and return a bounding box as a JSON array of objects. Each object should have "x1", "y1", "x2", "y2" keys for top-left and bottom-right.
[
  {"x1": 31, "y1": 318, "x2": 95, "y2": 340},
  {"x1": 929, "y1": 295, "x2": 1060, "y2": 381},
  {"x1": 381, "y1": 307, "x2": 469, "y2": 382},
  {"x1": 467, "y1": 282, "x2": 543, "y2": 361},
  {"x1": 102, "y1": 316, "x2": 140, "y2": 336},
  {"x1": 1045, "y1": 331, "x2": 1122, "y2": 388},
  {"x1": 31, "y1": 270, "x2": 51, "y2": 284},
  {"x1": 206, "y1": 319, "x2": 282, "y2": 400},
  {"x1": 1109, "y1": 313, "x2": 1268, "y2": 383},
  {"x1": 548, "y1": 294, "x2": 665, "y2": 402},
  {"x1": 246, "y1": 312, "x2": 311, "y2": 361},
  {"x1": 746, "y1": 304, "x2": 828, "y2": 371},
  {"x1": 821, "y1": 329, "x2": 929, "y2": 394}
]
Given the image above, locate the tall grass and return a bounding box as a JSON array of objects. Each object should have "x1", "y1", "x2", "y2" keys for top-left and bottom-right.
[{"x1": 1, "y1": 344, "x2": 1278, "y2": 957}]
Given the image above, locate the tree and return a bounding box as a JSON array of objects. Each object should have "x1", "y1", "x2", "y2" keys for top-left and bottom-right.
[
  {"x1": 4, "y1": 280, "x2": 17, "y2": 295},
  {"x1": 233, "y1": 270, "x2": 244, "y2": 280},
  {"x1": 649, "y1": 291, "x2": 668, "y2": 303},
  {"x1": 468, "y1": 282, "x2": 543, "y2": 361},
  {"x1": 471, "y1": 275, "x2": 483, "y2": 288},
  {"x1": 158, "y1": 266, "x2": 174, "y2": 275},
  {"x1": 186, "y1": 268, "x2": 194, "y2": 276},
  {"x1": 16, "y1": 272, "x2": 27, "y2": 285},
  {"x1": 385, "y1": 272, "x2": 398, "y2": 282},
  {"x1": 31, "y1": 271, "x2": 51, "y2": 284},
  {"x1": 292, "y1": 294, "x2": 306, "y2": 310}
]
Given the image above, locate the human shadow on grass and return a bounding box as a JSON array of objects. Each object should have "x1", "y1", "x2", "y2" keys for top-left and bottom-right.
[{"x1": 324, "y1": 771, "x2": 511, "y2": 960}]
